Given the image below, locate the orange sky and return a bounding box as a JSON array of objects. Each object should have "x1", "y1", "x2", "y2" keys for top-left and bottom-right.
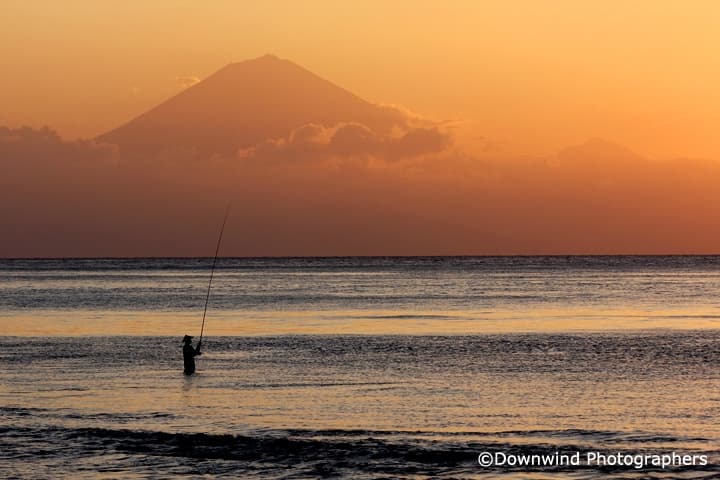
[
  {"x1": 2, "y1": 1, "x2": 720, "y2": 256},
  {"x1": 3, "y1": 0, "x2": 720, "y2": 159}
]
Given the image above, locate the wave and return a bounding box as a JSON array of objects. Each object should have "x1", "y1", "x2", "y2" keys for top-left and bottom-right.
[
  {"x1": 2, "y1": 424, "x2": 718, "y2": 478},
  {"x1": 1, "y1": 409, "x2": 712, "y2": 445},
  {"x1": 1, "y1": 407, "x2": 176, "y2": 422}
]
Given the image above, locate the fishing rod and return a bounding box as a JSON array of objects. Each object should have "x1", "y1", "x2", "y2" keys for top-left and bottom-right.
[{"x1": 199, "y1": 202, "x2": 231, "y2": 344}]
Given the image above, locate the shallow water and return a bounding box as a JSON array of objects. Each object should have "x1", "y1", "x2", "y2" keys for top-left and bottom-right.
[
  {"x1": 1, "y1": 257, "x2": 720, "y2": 478},
  {"x1": 2, "y1": 334, "x2": 719, "y2": 478}
]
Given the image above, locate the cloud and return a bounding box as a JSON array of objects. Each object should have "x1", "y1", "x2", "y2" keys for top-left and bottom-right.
[
  {"x1": 0, "y1": 126, "x2": 118, "y2": 166},
  {"x1": 385, "y1": 126, "x2": 451, "y2": 159},
  {"x1": 176, "y1": 76, "x2": 200, "y2": 88},
  {"x1": 238, "y1": 120, "x2": 452, "y2": 164},
  {"x1": 3, "y1": 124, "x2": 720, "y2": 256}
]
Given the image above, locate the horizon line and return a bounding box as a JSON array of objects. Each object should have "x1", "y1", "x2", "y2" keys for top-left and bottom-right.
[{"x1": 3, "y1": 253, "x2": 720, "y2": 261}]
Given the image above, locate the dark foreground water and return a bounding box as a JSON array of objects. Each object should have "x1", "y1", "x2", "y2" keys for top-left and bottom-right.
[{"x1": 1, "y1": 257, "x2": 720, "y2": 478}]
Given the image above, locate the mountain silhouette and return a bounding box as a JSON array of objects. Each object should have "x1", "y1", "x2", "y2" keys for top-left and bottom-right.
[
  {"x1": 555, "y1": 138, "x2": 646, "y2": 166},
  {"x1": 97, "y1": 54, "x2": 405, "y2": 155}
]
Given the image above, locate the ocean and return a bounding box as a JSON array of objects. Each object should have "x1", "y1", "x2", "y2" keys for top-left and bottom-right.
[{"x1": 1, "y1": 256, "x2": 719, "y2": 478}]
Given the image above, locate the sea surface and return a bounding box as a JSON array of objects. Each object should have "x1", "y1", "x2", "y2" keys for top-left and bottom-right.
[{"x1": 1, "y1": 256, "x2": 719, "y2": 478}]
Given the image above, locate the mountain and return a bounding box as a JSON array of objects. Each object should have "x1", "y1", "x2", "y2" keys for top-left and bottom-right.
[
  {"x1": 97, "y1": 55, "x2": 403, "y2": 155},
  {"x1": 554, "y1": 138, "x2": 646, "y2": 167}
]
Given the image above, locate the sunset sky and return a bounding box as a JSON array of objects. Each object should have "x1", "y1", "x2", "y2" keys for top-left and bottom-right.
[{"x1": 2, "y1": 1, "x2": 720, "y2": 256}]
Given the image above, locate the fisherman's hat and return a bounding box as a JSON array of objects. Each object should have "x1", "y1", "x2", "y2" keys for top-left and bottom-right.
[{"x1": 182, "y1": 335, "x2": 194, "y2": 343}]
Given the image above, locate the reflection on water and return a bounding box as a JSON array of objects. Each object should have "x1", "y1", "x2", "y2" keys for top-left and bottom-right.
[
  {"x1": 4, "y1": 307, "x2": 720, "y2": 336},
  {"x1": 2, "y1": 256, "x2": 720, "y2": 335},
  {"x1": 1, "y1": 335, "x2": 719, "y2": 478},
  {"x1": 2, "y1": 257, "x2": 720, "y2": 477}
]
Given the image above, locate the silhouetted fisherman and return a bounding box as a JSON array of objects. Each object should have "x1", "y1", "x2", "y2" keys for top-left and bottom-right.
[{"x1": 182, "y1": 335, "x2": 202, "y2": 375}]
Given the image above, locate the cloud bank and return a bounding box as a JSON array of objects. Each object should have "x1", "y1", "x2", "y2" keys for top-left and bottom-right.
[
  {"x1": 2, "y1": 125, "x2": 720, "y2": 257},
  {"x1": 238, "y1": 121, "x2": 452, "y2": 164}
]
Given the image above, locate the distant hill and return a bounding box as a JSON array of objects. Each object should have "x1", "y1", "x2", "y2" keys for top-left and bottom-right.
[
  {"x1": 97, "y1": 54, "x2": 404, "y2": 155},
  {"x1": 555, "y1": 138, "x2": 645, "y2": 166}
]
